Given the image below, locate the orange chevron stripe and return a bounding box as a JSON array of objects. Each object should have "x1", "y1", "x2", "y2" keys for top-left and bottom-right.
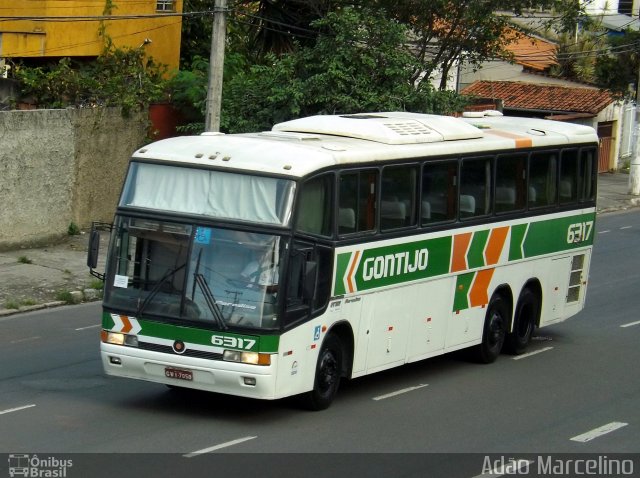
[
  {"x1": 121, "y1": 316, "x2": 133, "y2": 333},
  {"x1": 347, "y1": 250, "x2": 361, "y2": 293},
  {"x1": 469, "y1": 268, "x2": 495, "y2": 307},
  {"x1": 451, "y1": 232, "x2": 472, "y2": 272},
  {"x1": 484, "y1": 226, "x2": 509, "y2": 265}
]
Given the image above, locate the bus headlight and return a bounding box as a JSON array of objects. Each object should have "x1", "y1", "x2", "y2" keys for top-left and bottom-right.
[
  {"x1": 223, "y1": 350, "x2": 271, "y2": 366},
  {"x1": 101, "y1": 330, "x2": 138, "y2": 347}
]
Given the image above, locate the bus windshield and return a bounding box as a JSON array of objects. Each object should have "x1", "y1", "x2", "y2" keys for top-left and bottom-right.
[
  {"x1": 103, "y1": 217, "x2": 283, "y2": 330},
  {"x1": 120, "y1": 162, "x2": 296, "y2": 226}
]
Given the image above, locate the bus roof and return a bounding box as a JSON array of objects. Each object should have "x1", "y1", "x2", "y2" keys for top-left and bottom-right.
[{"x1": 132, "y1": 112, "x2": 598, "y2": 178}]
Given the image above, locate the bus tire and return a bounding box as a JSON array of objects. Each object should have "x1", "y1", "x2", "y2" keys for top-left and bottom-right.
[
  {"x1": 472, "y1": 294, "x2": 508, "y2": 364},
  {"x1": 300, "y1": 333, "x2": 342, "y2": 411},
  {"x1": 505, "y1": 288, "x2": 537, "y2": 355}
]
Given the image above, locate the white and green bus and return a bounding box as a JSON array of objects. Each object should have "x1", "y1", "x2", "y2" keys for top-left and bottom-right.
[{"x1": 89, "y1": 111, "x2": 597, "y2": 410}]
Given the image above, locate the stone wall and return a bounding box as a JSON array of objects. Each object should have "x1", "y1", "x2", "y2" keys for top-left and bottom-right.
[{"x1": 0, "y1": 107, "x2": 148, "y2": 250}]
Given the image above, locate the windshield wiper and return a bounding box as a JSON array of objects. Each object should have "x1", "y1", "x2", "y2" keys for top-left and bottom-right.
[
  {"x1": 194, "y1": 273, "x2": 228, "y2": 330},
  {"x1": 135, "y1": 263, "x2": 186, "y2": 317}
]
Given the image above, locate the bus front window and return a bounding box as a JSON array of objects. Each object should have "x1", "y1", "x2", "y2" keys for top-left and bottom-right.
[{"x1": 104, "y1": 218, "x2": 282, "y2": 330}]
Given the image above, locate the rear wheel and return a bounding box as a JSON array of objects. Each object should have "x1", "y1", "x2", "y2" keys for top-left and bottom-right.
[
  {"x1": 472, "y1": 294, "x2": 508, "y2": 363},
  {"x1": 505, "y1": 288, "x2": 537, "y2": 355},
  {"x1": 299, "y1": 334, "x2": 342, "y2": 411}
]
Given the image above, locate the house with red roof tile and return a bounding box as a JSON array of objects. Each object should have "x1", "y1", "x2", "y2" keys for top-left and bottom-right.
[{"x1": 461, "y1": 80, "x2": 625, "y2": 172}]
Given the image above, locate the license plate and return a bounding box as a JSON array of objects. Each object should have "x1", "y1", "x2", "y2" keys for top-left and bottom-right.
[{"x1": 165, "y1": 367, "x2": 193, "y2": 381}]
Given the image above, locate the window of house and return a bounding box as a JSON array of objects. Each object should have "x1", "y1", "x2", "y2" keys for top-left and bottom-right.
[{"x1": 156, "y1": 0, "x2": 174, "y2": 12}]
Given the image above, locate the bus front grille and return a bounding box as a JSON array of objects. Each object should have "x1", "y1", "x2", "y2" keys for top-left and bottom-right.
[{"x1": 138, "y1": 341, "x2": 223, "y2": 361}]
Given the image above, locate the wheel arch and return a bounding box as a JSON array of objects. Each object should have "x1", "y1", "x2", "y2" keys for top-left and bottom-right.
[
  {"x1": 520, "y1": 278, "x2": 543, "y2": 327},
  {"x1": 325, "y1": 320, "x2": 354, "y2": 378}
]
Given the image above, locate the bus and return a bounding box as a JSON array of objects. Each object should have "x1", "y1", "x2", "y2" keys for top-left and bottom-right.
[{"x1": 89, "y1": 111, "x2": 597, "y2": 410}]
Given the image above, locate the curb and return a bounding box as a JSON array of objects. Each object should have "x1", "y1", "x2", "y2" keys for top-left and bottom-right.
[{"x1": 0, "y1": 289, "x2": 103, "y2": 318}]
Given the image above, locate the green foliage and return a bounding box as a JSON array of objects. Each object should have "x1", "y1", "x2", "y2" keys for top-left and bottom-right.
[
  {"x1": 220, "y1": 6, "x2": 467, "y2": 133},
  {"x1": 14, "y1": 46, "x2": 169, "y2": 114},
  {"x1": 17, "y1": 256, "x2": 32, "y2": 264},
  {"x1": 595, "y1": 30, "x2": 640, "y2": 99},
  {"x1": 67, "y1": 222, "x2": 81, "y2": 236},
  {"x1": 55, "y1": 290, "x2": 74, "y2": 304}
]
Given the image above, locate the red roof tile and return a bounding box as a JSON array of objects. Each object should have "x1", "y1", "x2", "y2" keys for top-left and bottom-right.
[{"x1": 461, "y1": 81, "x2": 614, "y2": 114}]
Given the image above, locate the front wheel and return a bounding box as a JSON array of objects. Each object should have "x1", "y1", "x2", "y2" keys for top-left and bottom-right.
[
  {"x1": 299, "y1": 334, "x2": 343, "y2": 411},
  {"x1": 472, "y1": 295, "x2": 508, "y2": 363}
]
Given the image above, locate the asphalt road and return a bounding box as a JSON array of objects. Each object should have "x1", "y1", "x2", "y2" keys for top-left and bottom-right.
[{"x1": 1, "y1": 210, "x2": 638, "y2": 477}]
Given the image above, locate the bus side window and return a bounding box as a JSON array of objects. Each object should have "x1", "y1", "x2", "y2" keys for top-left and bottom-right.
[
  {"x1": 284, "y1": 242, "x2": 333, "y2": 327},
  {"x1": 579, "y1": 148, "x2": 597, "y2": 202},
  {"x1": 380, "y1": 165, "x2": 417, "y2": 230},
  {"x1": 495, "y1": 154, "x2": 526, "y2": 213},
  {"x1": 460, "y1": 157, "x2": 492, "y2": 218},
  {"x1": 297, "y1": 174, "x2": 334, "y2": 237},
  {"x1": 421, "y1": 161, "x2": 457, "y2": 225},
  {"x1": 338, "y1": 170, "x2": 378, "y2": 235},
  {"x1": 529, "y1": 152, "x2": 557, "y2": 208},
  {"x1": 560, "y1": 149, "x2": 579, "y2": 204}
]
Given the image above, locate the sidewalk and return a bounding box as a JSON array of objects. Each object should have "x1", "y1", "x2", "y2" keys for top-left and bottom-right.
[{"x1": 1, "y1": 172, "x2": 639, "y2": 318}]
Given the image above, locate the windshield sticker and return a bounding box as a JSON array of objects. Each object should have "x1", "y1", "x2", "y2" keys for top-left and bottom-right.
[
  {"x1": 195, "y1": 227, "x2": 212, "y2": 244},
  {"x1": 113, "y1": 274, "x2": 129, "y2": 288}
]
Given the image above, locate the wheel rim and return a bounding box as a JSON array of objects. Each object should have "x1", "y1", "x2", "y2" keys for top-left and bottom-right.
[{"x1": 318, "y1": 349, "x2": 338, "y2": 394}]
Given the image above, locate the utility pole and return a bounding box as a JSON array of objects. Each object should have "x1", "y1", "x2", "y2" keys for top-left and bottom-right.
[
  {"x1": 205, "y1": 0, "x2": 227, "y2": 132},
  {"x1": 630, "y1": 62, "x2": 640, "y2": 195}
]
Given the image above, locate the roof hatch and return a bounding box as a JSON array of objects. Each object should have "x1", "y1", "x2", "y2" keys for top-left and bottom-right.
[{"x1": 272, "y1": 112, "x2": 484, "y2": 145}]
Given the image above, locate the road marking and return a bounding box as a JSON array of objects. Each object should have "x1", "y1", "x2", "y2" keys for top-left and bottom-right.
[
  {"x1": 598, "y1": 230, "x2": 610, "y2": 234},
  {"x1": 570, "y1": 422, "x2": 628, "y2": 443},
  {"x1": 471, "y1": 459, "x2": 534, "y2": 478},
  {"x1": 620, "y1": 226, "x2": 632, "y2": 230},
  {"x1": 373, "y1": 384, "x2": 429, "y2": 401},
  {"x1": 75, "y1": 324, "x2": 101, "y2": 331},
  {"x1": 512, "y1": 346, "x2": 553, "y2": 360},
  {"x1": 9, "y1": 336, "x2": 41, "y2": 344},
  {"x1": 621, "y1": 320, "x2": 640, "y2": 328},
  {"x1": 0, "y1": 404, "x2": 36, "y2": 415},
  {"x1": 183, "y1": 436, "x2": 257, "y2": 457}
]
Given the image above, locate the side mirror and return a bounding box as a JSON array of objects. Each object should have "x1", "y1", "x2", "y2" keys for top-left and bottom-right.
[
  {"x1": 87, "y1": 222, "x2": 113, "y2": 280},
  {"x1": 302, "y1": 260, "x2": 317, "y2": 300},
  {"x1": 87, "y1": 229, "x2": 100, "y2": 269}
]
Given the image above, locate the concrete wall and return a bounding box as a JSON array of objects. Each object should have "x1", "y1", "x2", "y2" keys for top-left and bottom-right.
[{"x1": 0, "y1": 107, "x2": 148, "y2": 250}]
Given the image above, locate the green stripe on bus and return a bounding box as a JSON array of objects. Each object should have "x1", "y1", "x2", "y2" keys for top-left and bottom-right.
[
  {"x1": 521, "y1": 213, "x2": 595, "y2": 257},
  {"x1": 334, "y1": 211, "x2": 595, "y2": 296},
  {"x1": 101, "y1": 312, "x2": 279, "y2": 353},
  {"x1": 340, "y1": 236, "x2": 452, "y2": 294},
  {"x1": 334, "y1": 252, "x2": 353, "y2": 296},
  {"x1": 453, "y1": 273, "x2": 474, "y2": 311},
  {"x1": 467, "y1": 229, "x2": 490, "y2": 269},
  {"x1": 508, "y1": 224, "x2": 528, "y2": 261},
  {"x1": 102, "y1": 312, "x2": 115, "y2": 330}
]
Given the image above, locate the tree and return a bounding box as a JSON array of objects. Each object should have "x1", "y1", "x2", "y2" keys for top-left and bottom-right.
[
  {"x1": 220, "y1": 6, "x2": 467, "y2": 133},
  {"x1": 376, "y1": 0, "x2": 587, "y2": 90},
  {"x1": 14, "y1": 46, "x2": 168, "y2": 115},
  {"x1": 595, "y1": 30, "x2": 640, "y2": 99}
]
